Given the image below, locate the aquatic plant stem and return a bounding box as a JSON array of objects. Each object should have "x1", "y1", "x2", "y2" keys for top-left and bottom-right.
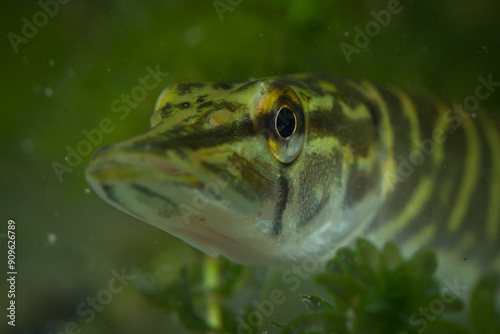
[{"x1": 204, "y1": 256, "x2": 222, "y2": 333}]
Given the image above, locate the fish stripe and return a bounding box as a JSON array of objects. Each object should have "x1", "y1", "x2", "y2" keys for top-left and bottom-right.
[
  {"x1": 405, "y1": 223, "x2": 437, "y2": 255},
  {"x1": 388, "y1": 85, "x2": 421, "y2": 151},
  {"x1": 103, "y1": 184, "x2": 120, "y2": 204},
  {"x1": 87, "y1": 74, "x2": 500, "y2": 270},
  {"x1": 378, "y1": 176, "x2": 434, "y2": 240},
  {"x1": 131, "y1": 183, "x2": 177, "y2": 217},
  {"x1": 447, "y1": 112, "x2": 481, "y2": 232},
  {"x1": 347, "y1": 80, "x2": 397, "y2": 196},
  {"x1": 480, "y1": 112, "x2": 500, "y2": 239},
  {"x1": 272, "y1": 176, "x2": 289, "y2": 237},
  {"x1": 370, "y1": 91, "x2": 450, "y2": 248},
  {"x1": 133, "y1": 118, "x2": 257, "y2": 152},
  {"x1": 429, "y1": 99, "x2": 450, "y2": 166}
]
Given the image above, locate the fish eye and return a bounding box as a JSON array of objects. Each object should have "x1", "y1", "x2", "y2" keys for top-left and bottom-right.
[
  {"x1": 275, "y1": 106, "x2": 296, "y2": 138},
  {"x1": 265, "y1": 90, "x2": 305, "y2": 164}
]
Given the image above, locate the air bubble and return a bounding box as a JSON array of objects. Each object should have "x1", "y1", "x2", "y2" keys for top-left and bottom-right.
[
  {"x1": 44, "y1": 87, "x2": 53, "y2": 97},
  {"x1": 47, "y1": 233, "x2": 57, "y2": 244}
]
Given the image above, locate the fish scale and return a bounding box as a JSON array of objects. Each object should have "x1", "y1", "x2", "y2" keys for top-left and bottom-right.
[{"x1": 85, "y1": 74, "x2": 500, "y2": 278}]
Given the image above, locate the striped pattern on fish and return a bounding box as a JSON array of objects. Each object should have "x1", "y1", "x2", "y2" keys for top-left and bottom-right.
[{"x1": 85, "y1": 74, "x2": 500, "y2": 275}]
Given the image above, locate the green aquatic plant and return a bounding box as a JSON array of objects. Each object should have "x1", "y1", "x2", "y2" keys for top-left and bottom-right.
[
  {"x1": 134, "y1": 245, "x2": 258, "y2": 333},
  {"x1": 277, "y1": 239, "x2": 500, "y2": 334},
  {"x1": 134, "y1": 239, "x2": 499, "y2": 333}
]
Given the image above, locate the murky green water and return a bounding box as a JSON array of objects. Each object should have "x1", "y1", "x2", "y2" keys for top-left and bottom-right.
[{"x1": 1, "y1": 1, "x2": 499, "y2": 333}]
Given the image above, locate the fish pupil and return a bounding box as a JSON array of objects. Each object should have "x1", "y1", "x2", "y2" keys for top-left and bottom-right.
[{"x1": 276, "y1": 107, "x2": 296, "y2": 138}]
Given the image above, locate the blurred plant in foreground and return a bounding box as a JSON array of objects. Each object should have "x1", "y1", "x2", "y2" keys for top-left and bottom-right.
[
  {"x1": 135, "y1": 239, "x2": 500, "y2": 334},
  {"x1": 276, "y1": 239, "x2": 499, "y2": 334}
]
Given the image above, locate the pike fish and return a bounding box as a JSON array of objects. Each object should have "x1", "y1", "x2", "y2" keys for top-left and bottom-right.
[{"x1": 85, "y1": 74, "x2": 500, "y2": 275}]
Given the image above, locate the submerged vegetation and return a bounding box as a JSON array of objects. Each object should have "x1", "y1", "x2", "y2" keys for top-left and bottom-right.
[
  {"x1": 136, "y1": 239, "x2": 499, "y2": 334},
  {"x1": 3, "y1": 1, "x2": 500, "y2": 333}
]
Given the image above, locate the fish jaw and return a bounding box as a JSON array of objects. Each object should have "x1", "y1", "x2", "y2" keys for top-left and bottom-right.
[{"x1": 85, "y1": 132, "x2": 292, "y2": 265}]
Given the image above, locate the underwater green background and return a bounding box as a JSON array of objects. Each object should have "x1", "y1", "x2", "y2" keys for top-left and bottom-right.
[{"x1": 1, "y1": 0, "x2": 499, "y2": 333}]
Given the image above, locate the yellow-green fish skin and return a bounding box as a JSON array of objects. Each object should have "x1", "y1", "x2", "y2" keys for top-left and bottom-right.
[{"x1": 86, "y1": 74, "x2": 500, "y2": 276}]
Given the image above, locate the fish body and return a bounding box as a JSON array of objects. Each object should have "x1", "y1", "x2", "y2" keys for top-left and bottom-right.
[{"x1": 86, "y1": 74, "x2": 500, "y2": 273}]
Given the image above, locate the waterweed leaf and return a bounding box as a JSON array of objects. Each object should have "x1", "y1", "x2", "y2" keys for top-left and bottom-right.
[
  {"x1": 404, "y1": 249, "x2": 437, "y2": 279},
  {"x1": 326, "y1": 248, "x2": 356, "y2": 275},
  {"x1": 135, "y1": 250, "x2": 256, "y2": 333},
  {"x1": 134, "y1": 272, "x2": 178, "y2": 311},
  {"x1": 394, "y1": 250, "x2": 440, "y2": 304},
  {"x1": 217, "y1": 258, "x2": 252, "y2": 297},
  {"x1": 385, "y1": 264, "x2": 440, "y2": 308},
  {"x1": 469, "y1": 272, "x2": 500, "y2": 334},
  {"x1": 134, "y1": 242, "x2": 204, "y2": 312},
  {"x1": 325, "y1": 246, "x2": 374, "y2": 289},
  {"x1": 381, "y1": 242, "x2": 402, "y2": 272},
  {"x1": 415, "y1": 319, "x2": 471, "y2": 334},
  {"x1": 135, "y1": 265, "x2": 211, "y2": 332},
  {"x1": 356, "y1": 238, "x2": 381, "y2": 274},
  {"x1": 279, "y1": 310, "x2": 346, "y2": 334},
  {"x1": 299, "y1": 295, "x2": 335, "y2": 311},
  {"x1": 315, "y1": 272, "x2": 367, "y2": 308},
  {"x1": 351, "y1": 283, "x2": 428, "y2": 333},
  {"x1": 175, "y1": 267, "x2": 212, "y2": 332},
  {"x1": 271, "y1": 321, "x2": 286, "y2": 329}
]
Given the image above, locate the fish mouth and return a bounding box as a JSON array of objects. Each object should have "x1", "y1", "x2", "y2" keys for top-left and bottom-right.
[
  {"x1": 86, "y1": 143, "x2": 189, "y2": 180},
  {"x1": 86, "y1": 154, "x2": 190, "y2": 184},
  {"x1": 85, "y1": 139, "x2": 276, "y2": 264},
  {"x1": 85, "y1": 148, "x2": 268, "y2": 264},
  {"x1": 85, "y1": 141, "x2": 200, "y2": 216}
]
